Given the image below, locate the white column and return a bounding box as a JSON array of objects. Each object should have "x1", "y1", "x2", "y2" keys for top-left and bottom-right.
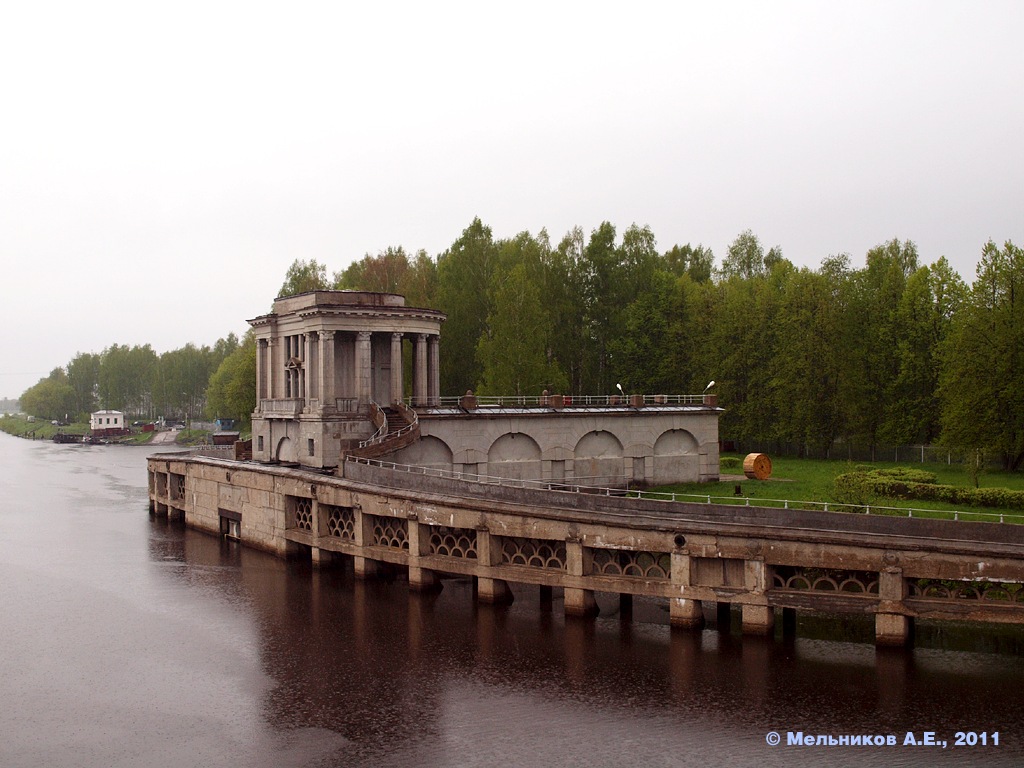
[
  {"x1": 356, "y1": 331, "x2": 372, "y2": 405},
  {"x1": 267, "y1": 338, "x2": 277, "y2": 399},
  {"x1": 390, "y1": 332, "x2": 404, "y2": 405},
  {"x1": 414, "y1": 334, "x2": 428, "y2": 406},
  {"x1": 303, "y1": 332, "x2": 315, "y2": 403},
  {"x1": 255, "y1": 339, "x2": 266, "y2": 401},
  {"x1": 319, "y1": 330, "x2": 335, "y2": 411},
  {"x1": 428, "y1": 335, "x2": 440, "y2": 406}
]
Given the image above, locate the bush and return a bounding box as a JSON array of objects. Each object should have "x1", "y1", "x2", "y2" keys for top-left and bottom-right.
[
  {"x1": 834, "y1": 467, "x2": 1024, "y2": 511},
  {"x1": 720, "y1": 456, "x2": 742, "y2": 470}
]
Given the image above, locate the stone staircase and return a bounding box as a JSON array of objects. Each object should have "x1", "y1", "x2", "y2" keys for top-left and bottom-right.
[{"x1": 346, "y1": 402, "x2": 420, "y2": 460}]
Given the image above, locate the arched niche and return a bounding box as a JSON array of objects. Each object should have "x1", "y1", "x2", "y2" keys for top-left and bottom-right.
[
  {"x1": 486, "y1": 433, "x2": 542, "y2": 481},
  {"x1": 395, "y1": 435, "x2": 453, "y2": 470},
  {"x1": 276, "y1": 436, "x2": 297, "y2": 464},
  {"x1": 652, "y1": 428, "x2": 700, "y2": 485},
  {"x1": 573, "y1": 430, "x2": 624, "y2": 486},
  {"x1": 654, "y1": 428, "x2": 698, "y2": 456}
]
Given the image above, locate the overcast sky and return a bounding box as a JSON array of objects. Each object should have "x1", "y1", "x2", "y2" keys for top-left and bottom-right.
[{"x1": 2, "y1": 1, "x2": 1022, "y2": 399}]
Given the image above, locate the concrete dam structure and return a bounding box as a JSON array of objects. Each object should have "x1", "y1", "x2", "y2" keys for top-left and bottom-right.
[
  {"x1": 149, "y1": 453, "x2": 1024, "y2": 647},
  {"x1": 148, "y1": 289, "x2": 1024, "y2": 646}
]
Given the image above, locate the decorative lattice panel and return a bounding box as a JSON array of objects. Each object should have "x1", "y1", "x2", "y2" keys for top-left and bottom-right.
[
  {"x1": 171, "y1": 473, "x2": 186, "y2": 501},
  {"x1": 500, "y1": 537, "x2": 566, "y2": 570},
  {"x1": 288, "y1": 496, "x2": 313, "y2": 531},
  {"x1": 372, "y1": 516, "x2": 409, "y2": 550},
  {"x1": 589, "y1": 548, "x2": 671, "y2": 580},
  {"x1": 324, "y1": 504, "x2": 355, "y2": 540},
  {"x1": 772, "y1": 566, "x2": 878, "y2": 594},
  {"x1": 909, "y1": 579, "x2": 1024, "y2": 603},
  {"x1": 428, "y1": 526, "x2": 477, "y2": 559}
]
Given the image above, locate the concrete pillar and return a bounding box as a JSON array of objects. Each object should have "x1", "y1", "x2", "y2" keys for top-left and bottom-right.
[
  {"x1": 670, "y1": 598, "x2": 704, "y2": 628},
  {"x1": 476, "y1": 529, "x2": 512, "y2": 605},
  {"x1": 304, "y1": 332, "x2": 317, "y2": 402},
  {"x1": 356, "y1": 331, "x2": 372, "y2": 406},
  {"x1": 669, "y1": 552, "x2": 704, "y2": 630},
  {"x1": 742, "y1": 559, "x2": 774, "y2": 635},
  {"x1": 428, "y1": 335, "x2": 440, "y2": 406},
  {"x1": 407, "y1": 518, "x2": 440, "y2": 592},
  {"x1": 319, "y1": 330, "x2": 336, "y2": 411},
  {"x1": 564, "y1": 540, "x2": 598, "y2": 618},
  {"x1": 353, "y1": 505, "x2": 380, "y2": 579},
  {"x1": 267, "y1": 338, "x2": 277, "y2": 398},
  {"x1": 255, "y1": 339, "x2": 266, "y2": 401},
  {"x1": 742, "y1": 604, "x2": 775, "y2": 635},
  {"x1": 414, "y1": 334, "x2": 428, "y2": 406},
  {"x1": 565, "y1": 588, "x2": 598, "y2": 617},
  {"x1": 302, "y1": 332, "x2": 314, "y2": 404},
  {"x1": 390, "y1": 333, "x2": 404, "y2": 405},
  {"x1": 876, "y1": 567, "x2": 911, "y2": 646}
]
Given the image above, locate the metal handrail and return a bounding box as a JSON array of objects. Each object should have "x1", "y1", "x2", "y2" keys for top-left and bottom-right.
[
  {"x1": 432, "y1": 393, "x2": 713, "y2": 408},
  {"x1": 343, "y1": 455, "x2": 1024, "y2": 525},
  {"x1": 359, "y1": 402, "x2": 388, "y2": 448},
  {"x1": 359, "y1": 401, "x2": 419, "y2": 449}
]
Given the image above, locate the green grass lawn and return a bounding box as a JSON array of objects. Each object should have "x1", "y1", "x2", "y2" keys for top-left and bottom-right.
[
  {"x1": 0, "y1": 414, "x2": 156, "y2": 444},
  {"x1": 0, "y1": 414, "x2": 88, "y2": 439},
  {"x1": 652, "y1": 454, "x2": 1024, "y2": 522}
]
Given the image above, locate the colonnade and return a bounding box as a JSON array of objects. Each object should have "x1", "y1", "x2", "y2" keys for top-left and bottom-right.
[{"x1": 255, "y1": 330, "x2": 440, "y2": 412}]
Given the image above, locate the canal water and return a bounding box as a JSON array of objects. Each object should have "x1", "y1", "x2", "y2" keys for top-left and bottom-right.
[{"x1": 2, "y1": 434, "x2": 1023, "y2": 767}]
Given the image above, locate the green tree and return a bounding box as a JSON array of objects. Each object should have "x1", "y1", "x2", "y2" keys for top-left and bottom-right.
[
  {"x1": 720, "y1": 229, "x2": 766, "y2": 280},
  {"x1": 278, "y1": 258, "x2": 330, "y2": 297},
  {"x1": 334, "y1": 247, "x2": 411, "y2": 294},
  {"x1": 609, "y1": 270, "x2": 689, "y2": 394},
  {"x1": 664, "y1": 243, "x2": 714, "y2": 283},
  {"x1": 767, "y1": 265, "x2": 844, "y2": 454},
  {"x1": 66, "y1": 352, "x2": 100, "y2": 420},
  {"x1": 939, "y1": 240, "x2": 1024, "y2": 469},
  {"x1": 476, "y1": 262, "x2": 565, "y2": 396},
  {"x1": 436, "y1": 218, "x2": 499, "y2": 395},
  {"x1": 20, "y1": 368, "x2": 76, "y2": 421},
  {"x1": 206, "y1": 331, "x2": 257, "y2": 426},
  {"x1": 843, "y1": 239, "x2": 919, "y2": 449},
  {"x1": 545, "y1": 227, "x2": 588, "y2": 394}
]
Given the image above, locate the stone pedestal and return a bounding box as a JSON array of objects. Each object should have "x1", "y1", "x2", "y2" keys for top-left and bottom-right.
[
  {"x1": 742, "y1": 604, "x2": 775, "y2": 635},
  {"x1": 564, "y1": 587, "x2": 599, "y2": 617},
  {"x1": 478, "y1": 577, "x2": 513, "y2": 605},
  {"x1": 409, "y1": 566, "x2": 441, "y2": 592},
  {"x1": 875, "y1": 613, "x2": 912, "y2": 647},
  {"x1": 669, "y1": 598, "x2": 704, "y2": 629},
  {"x1": 354, "y1": 556, "x2": 381, "y2": 579}
]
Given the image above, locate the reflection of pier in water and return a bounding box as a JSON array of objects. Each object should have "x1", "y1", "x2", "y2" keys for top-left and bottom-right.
[
  {"x1": 147, "y1": 515, "x2": 1024, "y2": 764},
  {"x1": 149, "y1": 454, "x2": 1024, "y2": 649}
]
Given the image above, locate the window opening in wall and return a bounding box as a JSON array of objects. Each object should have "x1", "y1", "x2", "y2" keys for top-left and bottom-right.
[
  {"x1": 219, "y1": 510, "x2": 242, "y2": 540},
  {"x1": 258, "y1": 435, "x2": 264, "y2": 452},
  {"x1": 308, "y1": 438, "x2": 315, "y2": 456}
]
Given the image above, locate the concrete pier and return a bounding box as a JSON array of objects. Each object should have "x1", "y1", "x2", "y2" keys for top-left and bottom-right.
[{"x1": 149, "y1": 454, "x2": 1024, "y2": 646}]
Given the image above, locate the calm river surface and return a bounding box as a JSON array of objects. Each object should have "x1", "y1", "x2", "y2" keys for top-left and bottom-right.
[{"x1": 2, "y1": 433, "x2": 1023, "y2": 767}]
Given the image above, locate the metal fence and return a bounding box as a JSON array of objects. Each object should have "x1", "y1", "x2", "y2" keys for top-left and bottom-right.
[
  {"x1": 728, "y1": 440, "x2": 961, "y2": 465},
  {"x1": 344, "y1": 455, "x2": 1024, "y2": 525}
]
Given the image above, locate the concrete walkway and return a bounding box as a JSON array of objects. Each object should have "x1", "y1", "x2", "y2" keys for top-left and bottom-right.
[{"x1": 149, "y1": 429, "x2": 179, "y2": 446}]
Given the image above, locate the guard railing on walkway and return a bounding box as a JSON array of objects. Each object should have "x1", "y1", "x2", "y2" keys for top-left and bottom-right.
[{"x1": 344, "y1": 455, "x2": 1024, "y2": 525}]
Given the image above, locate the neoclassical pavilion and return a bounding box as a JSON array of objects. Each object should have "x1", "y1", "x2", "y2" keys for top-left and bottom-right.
[
  {"x1": 249, "y1": 291, "x2": 444, "y2": 465},
  {"x1": 249, "y1": 289, "x2": 721, "y2": 484}
]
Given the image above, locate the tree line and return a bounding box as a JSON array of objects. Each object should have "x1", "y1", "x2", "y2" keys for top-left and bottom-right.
[
  {"x1": 18, "y1": 218, "x2": 1024, "y2": 470},
  {"x1": 19, "y1": 336, "x2": 243, "y2": 426}
]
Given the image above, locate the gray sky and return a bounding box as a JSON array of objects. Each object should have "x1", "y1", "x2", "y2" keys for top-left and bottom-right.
[{"x1": 2, "y1": 1, "x2": 1022, "y2": 399}]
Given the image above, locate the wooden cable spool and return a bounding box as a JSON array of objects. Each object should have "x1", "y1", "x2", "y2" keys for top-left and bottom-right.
[{"x1": 743, "y1": 452, "x2": 772, "y2": 481}]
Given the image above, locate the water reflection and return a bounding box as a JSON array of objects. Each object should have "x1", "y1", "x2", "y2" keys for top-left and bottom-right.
[
  {"x1": 147, "y1": 513, "x2": 1024, "y2": 768},
  {"x1": 2, "y1": 435, "x2": 1022, "y2": 767}
]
